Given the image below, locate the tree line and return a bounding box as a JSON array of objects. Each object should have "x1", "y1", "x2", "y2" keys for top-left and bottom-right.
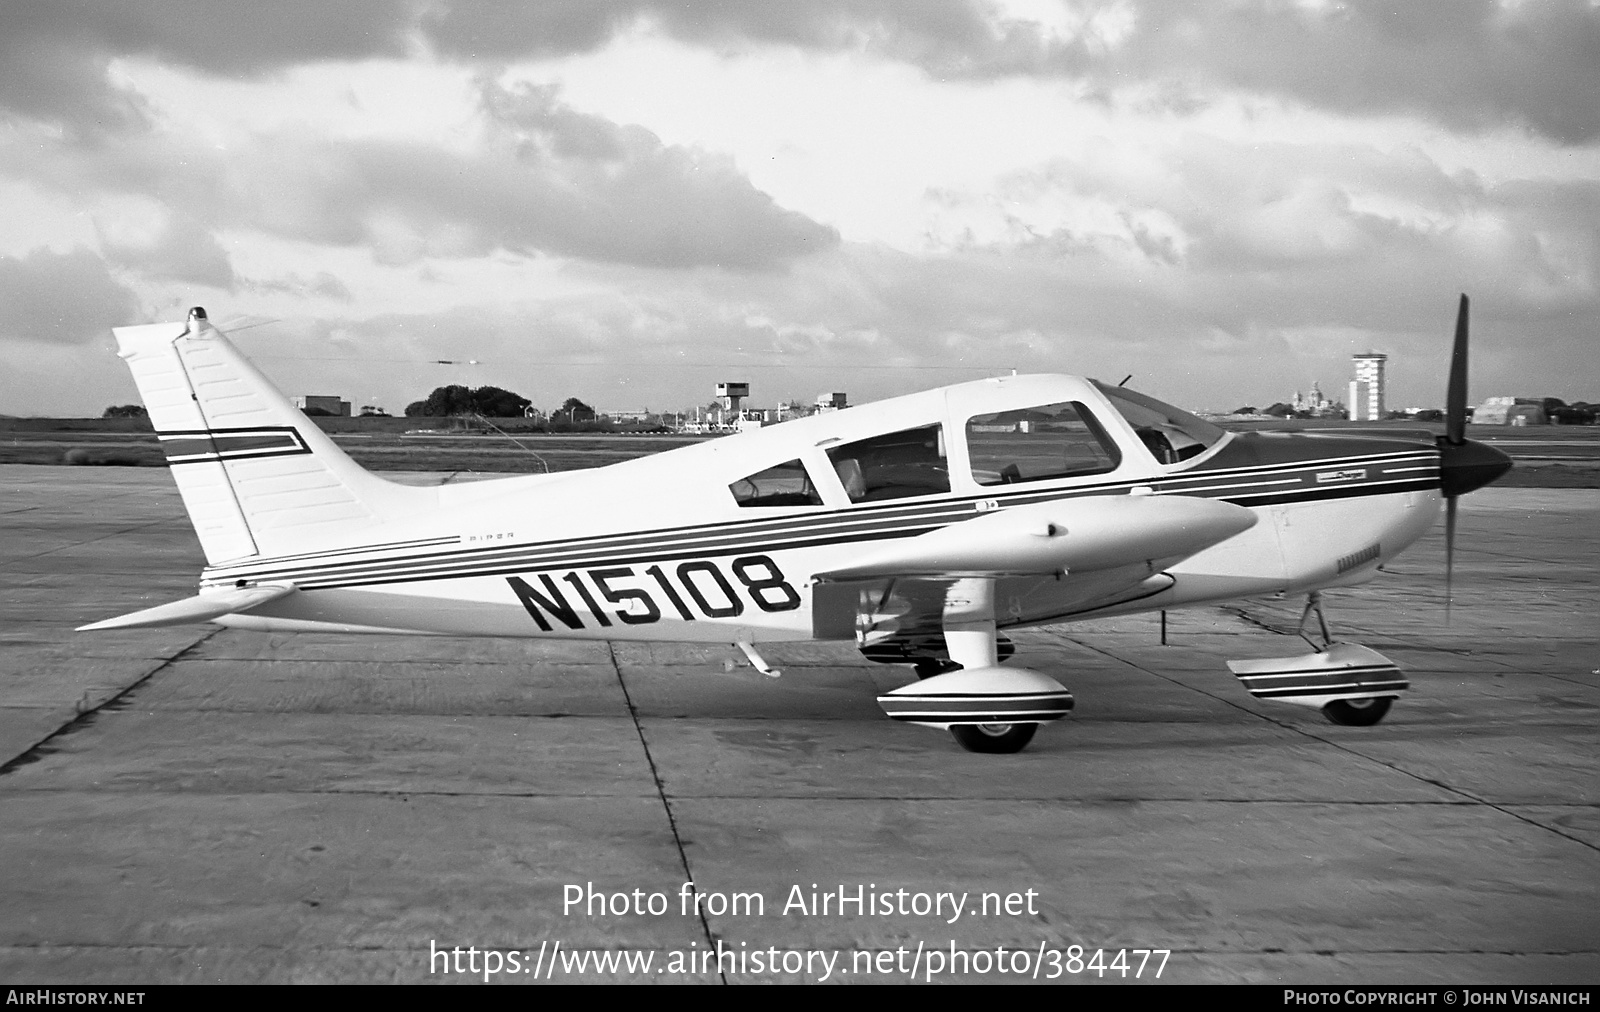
[{"x1": 404, "y1": 386, "x2": 620, "y2": 430}]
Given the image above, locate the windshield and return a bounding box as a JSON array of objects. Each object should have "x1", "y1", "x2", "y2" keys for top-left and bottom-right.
[{"x1": 1092, "y1": 381, "x2": 1226, "y2": 464}]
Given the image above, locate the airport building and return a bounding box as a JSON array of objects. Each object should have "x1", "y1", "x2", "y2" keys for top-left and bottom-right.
[
  {"x1": 1348, "y1": 353, "x2": 1387, "y2": 421},
  {"x1": 294, "y1": 394, "x2": 351, "y2": 417},
  {"x1": 674, "y1": 385, "x2": 851, "y2": 432},
  {"x1": 1474, "y1": 396, "x2": 1548, "y2": 425}
]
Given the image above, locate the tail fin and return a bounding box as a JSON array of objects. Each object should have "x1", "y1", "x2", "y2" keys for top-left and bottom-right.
[{"x1": 116, "y1": 307, "x2": 435, "y2": 564}]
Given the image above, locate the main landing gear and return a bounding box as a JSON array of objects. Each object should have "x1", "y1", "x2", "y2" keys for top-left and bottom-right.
[
  {"x1": 1227, "y1": 591, "x2": 1409, "y2": 726},
  {"x1": 949, "y1": 723, "x2": 1039, "y2": 754},
  {"x1": 873, "y1": 579, "x2": 1071, "y2": 754},
  {"x1": 909, "y1": 634, "x2": 1014, "y2": 680}
]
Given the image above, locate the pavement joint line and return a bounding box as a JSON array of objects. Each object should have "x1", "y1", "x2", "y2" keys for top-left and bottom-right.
[
  {"x1": 0, "y1": 628, "x2": 219, "y2": 775},
  {"x1": 3, "y1": 787, "x2": 1592, "y2": 805},
  {"x1": 607, "y1": 640, "x2": 727, "y2": 985},
  {"x1": 1531, "y1": 672, "x2": 1600, "y2": 691},
  {"x1": 1066, "y1": 635, "x2": 1600, "y2": 857},
  {"x1": 53, "y1": 707, "x2": 1588, "y2": 726},
  {"x1": 163, "y1": 657, "x2": 626, "y2": 667},
  {"x1": 1, "y1": 515, "x2": 190, "y2": 565},
  {"x1": 1449, "y1": 543, "x2": 1598, "y2": 564},
  {"x1": 24, "y1": 708, "x2": 897, "y2": 719}
]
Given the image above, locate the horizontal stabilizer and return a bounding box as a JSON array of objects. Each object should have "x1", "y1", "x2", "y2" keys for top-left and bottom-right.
[
  {"x1": 78, "y1": 584, "x2": 295, "y2": 631},
  {"x1": 818, "y1": 494, "x2": 1256, "y2": 582}
]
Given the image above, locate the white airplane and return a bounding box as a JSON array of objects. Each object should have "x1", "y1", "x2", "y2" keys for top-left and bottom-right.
[{"x1": 81, "y1": 299, "x2": 1511, "y2": 752}]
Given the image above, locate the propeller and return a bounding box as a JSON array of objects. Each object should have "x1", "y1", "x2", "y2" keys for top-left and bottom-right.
[
  {"x1": 1435, "y1": 294, "x2": 1513, "y2": 616},
  {"x1": 1445, "y1": 294, "x2": 1469, "y2": 448},
  {"x1": 1444, "y1": 482, "x2": 1457, "y2": 619},
  {"x1": 1445, "y1": 295, "x2": 1467, "y2": 615}
]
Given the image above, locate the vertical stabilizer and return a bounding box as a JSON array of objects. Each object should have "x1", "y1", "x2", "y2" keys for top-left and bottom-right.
[{"x1": 115, "y1": 308, "x2": 436, "y2": 564}]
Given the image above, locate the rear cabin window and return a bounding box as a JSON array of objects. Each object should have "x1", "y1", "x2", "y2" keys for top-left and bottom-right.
[
  {"x1": 729, "y1": 459, "x2": 824, "y2": 507},
  {"x1": 965, "y1": 402, "x2": 1120, "y2": 485},
  {"x1": 826, "y1": 425, "x2": 950, "y2": 503}
]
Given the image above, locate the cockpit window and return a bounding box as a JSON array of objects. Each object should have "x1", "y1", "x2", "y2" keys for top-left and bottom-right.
[
  {"x1": 827, "y1": 425, "x2": 949, "y2": 503},
  {"x1": 966, "y1": 402, "x2": 1120, "y2": 485},
  {"x1": 1093, "y1": 381, "x2": 1226, "y2": 464},
  {"x1": 729, "y1": 459, "x2": 823, "y2": 507}
]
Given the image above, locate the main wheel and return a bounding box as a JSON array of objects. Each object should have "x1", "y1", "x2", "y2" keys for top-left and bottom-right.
[
  {"x1": 1322, "y1": 696, "x2": 1393, "y2": 726},
  {"x1": 950, "y1": 723, "x2": 1038, "y2": 754},
  {"x1": 913, "y1": 658, "x2": 962, "y2": 679}
]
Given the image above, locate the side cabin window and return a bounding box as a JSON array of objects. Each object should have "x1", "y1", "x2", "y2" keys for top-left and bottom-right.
[
  {"x1": 827, "y1": 424, "x2": 950, "y2": 503},
  {"x1": 729, "y1": 459, "x2": 823, "y2": 507},
  {"x1": 966, "y1": 401, "x2": 1119, "y2": 485}
]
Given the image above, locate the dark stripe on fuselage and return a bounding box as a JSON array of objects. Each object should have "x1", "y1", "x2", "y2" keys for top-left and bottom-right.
[{"x1": 201, "y1": 441, "x2": 1440, "y2": 592}]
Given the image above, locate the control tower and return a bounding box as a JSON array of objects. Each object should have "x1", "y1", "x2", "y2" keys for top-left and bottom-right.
[
  {"x1": 716, "y1": 382, "x2": 749, "y2": 416},
  {"x1": 1348, "y1": 352, "x2": 1387, "y2": 421}
]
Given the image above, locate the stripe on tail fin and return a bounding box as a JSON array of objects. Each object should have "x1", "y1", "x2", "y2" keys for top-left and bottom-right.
[{"x1": 115, "y1": 308, "x2": 436, "y2": 565}]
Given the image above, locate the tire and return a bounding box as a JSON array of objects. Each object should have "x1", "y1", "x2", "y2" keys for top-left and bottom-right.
[
  {"x1": 913, "y1": 658, "x2": 962, "y2": 679},
  {"x1": 950, "y1": 723, "x2": 1038, "y2": 754},
  {"x1": 1322, "y1": 696, "x2": 1393, "y2": 726}
]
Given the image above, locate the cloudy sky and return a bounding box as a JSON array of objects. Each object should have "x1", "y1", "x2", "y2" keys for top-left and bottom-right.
[{"x1": 1, "y1": 1, "x2": 1596, "y2": 418}]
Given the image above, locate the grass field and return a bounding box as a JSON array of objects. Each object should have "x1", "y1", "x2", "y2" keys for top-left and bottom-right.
[{"x1": 1, "y1": 423, "x2": 1596, "y2": 486}]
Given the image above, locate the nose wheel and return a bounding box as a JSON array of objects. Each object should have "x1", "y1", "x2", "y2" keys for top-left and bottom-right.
[
  {"x1": 1229, "y1": 592, "x2": 1407, "y2": 726},
  {"x1": 1323, "y1": 696, "x2": 1393, "y2": 726}
]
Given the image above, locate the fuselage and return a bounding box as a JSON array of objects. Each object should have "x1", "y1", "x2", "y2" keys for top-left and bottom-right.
[{"x1": 206, "y1": 374, "x2": 1446, "y2": 644}]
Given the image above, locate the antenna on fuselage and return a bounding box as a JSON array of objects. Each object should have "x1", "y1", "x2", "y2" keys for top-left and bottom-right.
[{"x1": 1118, "y1": 374, "x2": 1133, "y2": 387}]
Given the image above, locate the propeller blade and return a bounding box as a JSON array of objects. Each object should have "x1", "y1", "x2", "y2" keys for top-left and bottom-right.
[
  {"x1": 1446, "y1": 293, "x2": 1469, "y2": 446},
  {"x1": 1444, "y1": 495, "x2": 1457, "y2": 621}
]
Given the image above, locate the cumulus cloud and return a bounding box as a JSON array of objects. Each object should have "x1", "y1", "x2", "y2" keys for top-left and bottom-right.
[
  {"x1": 0, "y1": 2, "x2": 1593, "y2": 416},
  {"x1": 470, "y1": 80, "x2": 839, "y2": 268},
  {"x1": 511, "y1": 138, "x2": 1591, "y2": 409},
  {"x1": 0, "y1": 247, "x2": 139, "y2": 345},
  {"x1": 242, "y1": 271, "x2": 353, "y2": 301},
  {"x1": 101, "y1": 212, "x2": 235, "y2": 288},
  {"x1": 5, "y1": 81, "x2": 836, "y2": 271},
  {"x1": 0, "y1": 0, "x2": 417, "y2": 137},
  {"x1": 923, "y1": 133, "x2": 1600, "y2": 320},
  {"x1": 420, "y1": 1, "x2": 1600, "y2": 144},
  {"x1": 1103, "y1": 1, "x2": 1600, "y2": 146},
  {"x1": 422, "y1": 0, "x2": 1007, "y2": 67},
  {"x1": 6, "y1": 3, "x2": 1596, "y2": 143}
]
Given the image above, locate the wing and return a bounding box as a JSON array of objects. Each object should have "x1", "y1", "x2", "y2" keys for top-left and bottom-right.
[{"x1": 811, "y1": 493, "x2": 1256, "y2": 651}]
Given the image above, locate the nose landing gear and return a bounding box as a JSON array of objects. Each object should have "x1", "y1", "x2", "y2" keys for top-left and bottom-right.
[{"x1": 1228, "y1": 592, "x2": 1408, "y2": 726}]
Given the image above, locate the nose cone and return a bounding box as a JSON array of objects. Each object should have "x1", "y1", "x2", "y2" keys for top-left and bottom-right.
[{"x1": 1438, "y1": 437, "x2": 1513, "y2": 497}]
